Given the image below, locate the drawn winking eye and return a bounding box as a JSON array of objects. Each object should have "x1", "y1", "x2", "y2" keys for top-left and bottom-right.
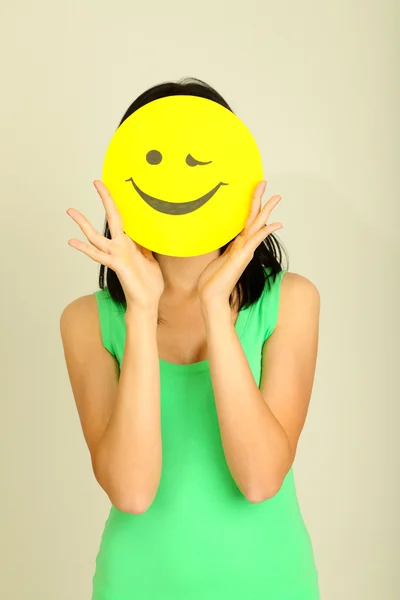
[{"x1": 186, "y1": 154, "x2": 212, "y2": 167}]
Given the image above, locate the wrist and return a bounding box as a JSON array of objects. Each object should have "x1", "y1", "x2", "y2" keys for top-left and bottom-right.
[
  {"x1": 124, "y1": 303, "x2": 159, "y2": 326},
  {"x1": 200, "y1": 298, "x2": 232, "y2": 325}
]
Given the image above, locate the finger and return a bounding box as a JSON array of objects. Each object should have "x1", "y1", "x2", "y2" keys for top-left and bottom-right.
[
  {"x1": 67, "y1": 208, "x2": 111, "y2": 253},
  {"x1": 246, "y1": 194, "x2": 281, "y2": 238},
  {"x1": 243, "y1": 180, "x2": 267, "y2": 231},
  {"x1": 93, "y1": 180, "x2": 124, "y2": 239},
  {"x1": 68, "y1": 238, "x2": 114, "y2": 267},
  {"x1": 215, "y1": 239, "x2": 236, "y2": 265},
  {"x1": 246, "y1": 222, "x2": 283, "y2": 253}
]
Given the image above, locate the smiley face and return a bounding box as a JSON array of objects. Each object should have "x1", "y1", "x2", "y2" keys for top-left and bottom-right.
[
  {"x1": 102, "y1": 95, "x2": 263, "y2": 257},
  {"x1": 125, "y1": 149, "x2": 228, "y2": 215}
]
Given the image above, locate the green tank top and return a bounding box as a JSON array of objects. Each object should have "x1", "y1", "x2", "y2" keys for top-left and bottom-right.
[{"x1": 92, "y1": 268, "x2": 319, "y2": 599}]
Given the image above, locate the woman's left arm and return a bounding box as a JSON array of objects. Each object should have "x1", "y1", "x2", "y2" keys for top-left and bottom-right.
[{"x1": 201, "y1": 272, "x2": 320, "y2": 503}]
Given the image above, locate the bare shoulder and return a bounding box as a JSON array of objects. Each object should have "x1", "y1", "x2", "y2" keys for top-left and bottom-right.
[
  {"x1": 60, "y1": 292, "x2": 118, "y2": 457},
  {"x1": 280, "y1": 271, "x2": 320, "y2": 297},
  {"x1": 60, "y1": 293, "x2": 99, "y2": 340},
  {"x1": 277, "y1": 271, "x2": 320, "y2": 328},
  {"x1": 60, "y1": 293, "x2": 107, "y2": 364},
  {"x1": 60, "y1": 292, "x2": 98, "y2": 324}
]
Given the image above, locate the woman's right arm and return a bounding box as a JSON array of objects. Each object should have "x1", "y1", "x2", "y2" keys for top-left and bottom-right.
[
  {"x1": 60, "y1": 180, "x2": 165, "y2": 514},
  {"x1": 60, "y1": 297, "x2": 161, "y2": 515}
]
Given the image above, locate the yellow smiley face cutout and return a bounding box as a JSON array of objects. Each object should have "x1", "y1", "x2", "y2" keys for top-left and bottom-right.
[{"x1": 102, "y1": 95, "x2": 263, "y2": 257}]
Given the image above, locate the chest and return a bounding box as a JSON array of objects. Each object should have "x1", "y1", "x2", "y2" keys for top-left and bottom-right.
[{"x1": 156, "y1": 299, "x2": 238, "y2": 365}]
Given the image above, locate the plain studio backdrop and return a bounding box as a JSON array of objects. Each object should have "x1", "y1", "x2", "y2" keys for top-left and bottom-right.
[{"x1": 0, "y1": 1, "x2": 398, "y2": 598}]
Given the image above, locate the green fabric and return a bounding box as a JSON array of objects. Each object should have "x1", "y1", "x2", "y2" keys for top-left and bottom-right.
[{"x1": 92, "y1": 268, "x2": 320, "y2": 599}]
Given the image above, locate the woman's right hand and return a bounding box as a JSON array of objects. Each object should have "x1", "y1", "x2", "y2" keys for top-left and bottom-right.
[{"x1": 67, "y1": 180, "x2": 164, "y2": 311}]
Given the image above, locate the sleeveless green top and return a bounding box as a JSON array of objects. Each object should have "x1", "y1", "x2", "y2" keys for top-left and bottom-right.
[{"x1": 92, "y1": 268, "x2": 319, "y2": 599}]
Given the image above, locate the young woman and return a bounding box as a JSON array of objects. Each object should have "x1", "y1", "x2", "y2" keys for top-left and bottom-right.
[{"x1": 60, "y1": 78, "x2": 321, "y2": 599}]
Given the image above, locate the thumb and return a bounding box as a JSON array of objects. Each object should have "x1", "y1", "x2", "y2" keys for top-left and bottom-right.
[{"x1": 138, "y1": 244, "x2": 156, "y2": 261}]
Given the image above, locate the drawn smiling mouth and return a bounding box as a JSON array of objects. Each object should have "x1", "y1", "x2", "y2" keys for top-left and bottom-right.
[{"x1": 125, "y1": 177, "x2": 228, "y2": 215}]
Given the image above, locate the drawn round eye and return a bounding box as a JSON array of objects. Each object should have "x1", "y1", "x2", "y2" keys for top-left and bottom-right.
[{"x1": 146, "y1": 150, "x2": 162, "y2": 165}]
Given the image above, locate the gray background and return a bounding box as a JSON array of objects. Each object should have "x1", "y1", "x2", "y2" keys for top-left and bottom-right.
[{"x1": 1, "y1": 0, "x2": 398, "y2": 598}]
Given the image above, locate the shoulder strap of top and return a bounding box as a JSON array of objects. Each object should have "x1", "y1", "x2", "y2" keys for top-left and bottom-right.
[
  {"x1": 94, "y1": 287, "x2": 117, "y2": 357},
  {"x1": 262, "y1": 268, "x2": 288, "y2": 343}
]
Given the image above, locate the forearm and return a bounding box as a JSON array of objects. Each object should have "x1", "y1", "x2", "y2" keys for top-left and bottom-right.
[
  {"x1": 202, "y1": 302, "x2": 292, "y2": 502},
  {"x1": 93, "y1": 307, "x2": 161, "y2": 513}
]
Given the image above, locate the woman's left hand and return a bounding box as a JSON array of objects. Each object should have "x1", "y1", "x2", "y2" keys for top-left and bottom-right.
[{"x1": 197, "y1": 180, "x2": 283, "y2": 308}]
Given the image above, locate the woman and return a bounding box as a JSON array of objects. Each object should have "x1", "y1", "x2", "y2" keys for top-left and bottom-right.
[{"x1": 60, "y1": 77, "x2": 321, "y2": 599}]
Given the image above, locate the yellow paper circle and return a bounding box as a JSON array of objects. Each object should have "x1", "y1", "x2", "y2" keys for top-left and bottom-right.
[{"x1": 102, "y1": 95, "x2": 263, "y2": 257}]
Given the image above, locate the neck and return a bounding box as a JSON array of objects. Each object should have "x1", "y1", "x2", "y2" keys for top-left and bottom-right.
[{"x1": 153, "y1": 249, "x2": 220, "y2": 297}]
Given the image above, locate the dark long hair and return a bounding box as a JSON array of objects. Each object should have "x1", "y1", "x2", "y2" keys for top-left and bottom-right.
[{"x1": 98, "y1": 77, "x2": 288, "y2": 312}]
